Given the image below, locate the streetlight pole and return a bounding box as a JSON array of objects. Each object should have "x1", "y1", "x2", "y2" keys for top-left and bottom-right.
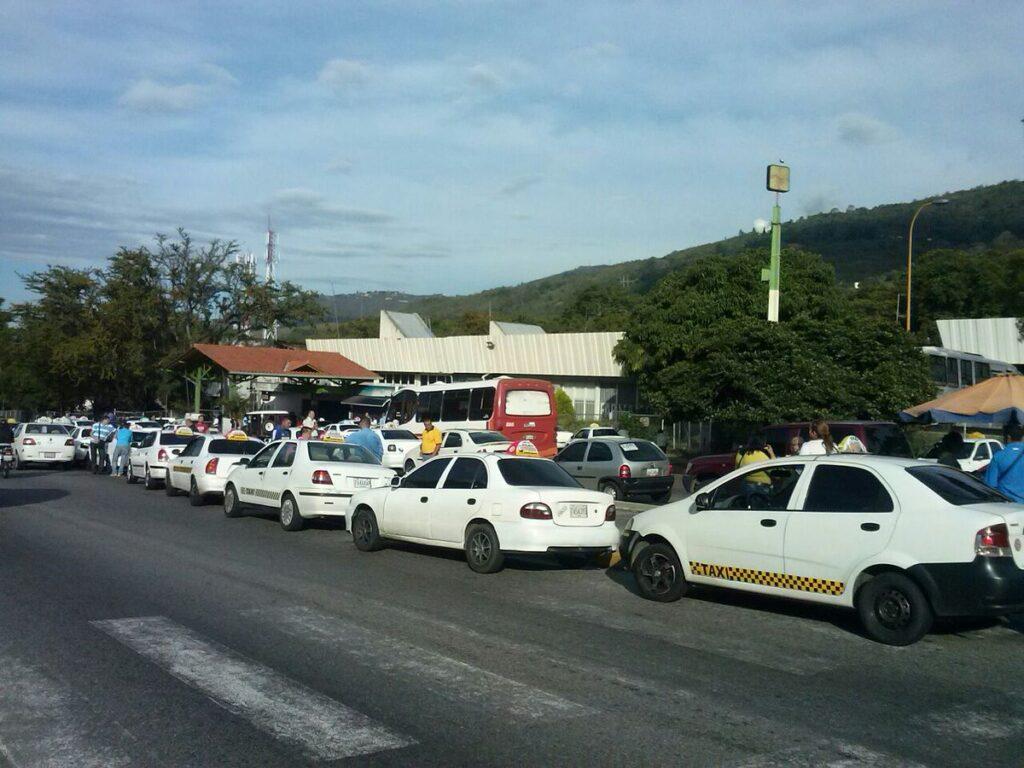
[
  {"x1": 905, "y1": 198, "x2": 949, "y2": 332},
  {"x1": 762, "y1": 163, "x2": 790, "y2": 323}
]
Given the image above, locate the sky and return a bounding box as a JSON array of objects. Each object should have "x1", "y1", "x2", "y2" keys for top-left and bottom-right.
[{"x1": 1, "y1": 0, "x2": 1021, "y2": 302}]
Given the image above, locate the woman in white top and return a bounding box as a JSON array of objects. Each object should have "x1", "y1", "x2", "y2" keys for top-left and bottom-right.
[
  {"x1": 302, "y1": 410, "x2": 317, "y2": 429},
  {"x1": 799, "y1": 419, "x2": 837, "y2": 455}
]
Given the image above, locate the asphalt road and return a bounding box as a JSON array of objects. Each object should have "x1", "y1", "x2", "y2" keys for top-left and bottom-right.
[{"x1": 2, "y1": 469, "x2": 1023, "y2": 768}]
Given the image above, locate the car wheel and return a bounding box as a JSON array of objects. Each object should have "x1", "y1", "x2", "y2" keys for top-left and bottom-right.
[
  {"x1": 12, "y1": 453, "x2": 22, "y2": 471},
  {"x1": 223, "y1": 485, "x2": 242, "y2": 518},
  {"x1": 279, "y1": 494, "x2": 304, "y2": 531},
  {"x1": 465, "y1": 523, "x2": 504, "y2": 574},
  {"x1": 633, "y1": 542, "x2": 688, "y2": 602},
  {"x1": 351, "y1": 507, "x2": 384, "y2": 552},
  {"x1": 126, "y1": 465, "x2": 138, "y2": 484},
  {"x1": 144, "y1": 465, "x2": 159, "y2": 490},
  {"x1": 651, "y1": 491, "x2": 672, "y2": 504},
  {"x1": 856, "y1": 572, "x2": 933, "y2": 646},
  {"x1": 188, "y1": 478, "x2": 205, "y2": 507},
  {"x1": 165, "y1": 476, "x2": 180, "y2": 496},
  {"x1": 598, "y1": 481, "x2": 621, "y2": 500}
]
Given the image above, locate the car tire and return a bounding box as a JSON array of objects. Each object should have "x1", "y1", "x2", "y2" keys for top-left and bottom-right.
[
  {"x1": 651, "y1": 491, "x2": 672, "y2": 504},
  {"x1": 632, "y1": 542, "x2": 688, "y2": 602},
  {"x1": 465, "y1": 523, "x2": 504, "y2": 574},
  {"x1": 224, "y1": 485, "x2": 243, "y2": 518},
  {"x1": 144, "y1": 465, "x2": 159, "y2": 491},
  {"x1": 165, "y1": 476, "x2": 180, "y2": 496},
  {"x1": 126, "y1": 465, "x2": 138, "y2": 484},
  {"x1": 279, "y1": 494, "x2": 304, "y2": 532},
  {"x1": 598, "y1": 481, "x2": 621, "y2": 500},
  {"x1": 351, "y1": 507, "x2": 385, "y2": 552},
  {"x1": 856, "y1": 572, "x2": 934, "y2": 646},
  {"x1": 189, "y1": 478, "x2": 205, "y2": 507},
  {"x1": 13, "y1": 453, "x2": 22, "y2": 471}
]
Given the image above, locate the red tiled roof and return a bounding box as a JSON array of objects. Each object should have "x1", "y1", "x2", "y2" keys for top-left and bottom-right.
[{"x1": 189, "y1": 344, "x2": 375, "y2": 380}]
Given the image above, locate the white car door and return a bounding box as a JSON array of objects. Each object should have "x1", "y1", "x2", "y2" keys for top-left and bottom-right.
[
  {"x1": 169, "y1": 436, "x2": 206, "y2": 490},
  {"x1": 262, "y1": 441, "x2": 298, "y2": 506},
  {"x1": 783, "y1": 463, "x2": 899, "y2": 593},
  {"x1": 438, "y1": 432, "x2": 463, "y2": 458},
  {"x1": 383, "y1": 458, "x2": 453, "y2": 539},
  {"x1": 686, "y1": 463, "x2": 807, "y2": 581},
  {"x1": 235, "y1": 442, "x2": 280, "y2": 506},
  {"x1": 431, "y1": 457, "x2": 488, "y2": 543}
]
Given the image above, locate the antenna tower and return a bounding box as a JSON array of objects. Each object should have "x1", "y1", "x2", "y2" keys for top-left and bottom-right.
[{"x1": 265, "y1": 215, "x2": 277, "y2": 283}]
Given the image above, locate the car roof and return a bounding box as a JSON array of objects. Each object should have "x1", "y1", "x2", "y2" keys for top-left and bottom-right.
[{"x1": 754, "y1": 453, "x2": 924, "y2": 470}]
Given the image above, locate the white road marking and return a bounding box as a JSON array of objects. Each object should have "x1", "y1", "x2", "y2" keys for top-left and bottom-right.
[
  {"x1": 917, "y1": 704, "x2": 1024, "y2": 738},
  {"x1": 733, "y1": 741, "x2": 929, "y2": 767},
  {"x1": 91, "y1": 616, "x2": 413, "y2": 761},
  {"x1": 0, "y1": 655, "x2": 130, "y2": 768},
  {"x1": 246, "y1": 606, "x2": 592, "y2": 719}
]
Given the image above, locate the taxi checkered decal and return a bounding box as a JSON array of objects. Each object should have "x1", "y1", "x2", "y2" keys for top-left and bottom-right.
[
  {"x1": 241, "y1": 487, "x2": 282, "y2": 502},
  {"x1": 689, "y1": 561, "x2": 844, "y2": 596}
]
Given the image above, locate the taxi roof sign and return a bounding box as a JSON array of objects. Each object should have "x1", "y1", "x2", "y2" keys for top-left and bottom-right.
[
  {"x1": 226, "y1": 429, "x2": 248, "y2": 441},
  {"x1": 175, "y1": 427, "x2": 194, "y2": 437}
]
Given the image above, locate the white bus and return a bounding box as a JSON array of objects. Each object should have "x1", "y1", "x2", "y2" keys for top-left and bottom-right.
[{"x1": 922, "y1": 346, "x2": 1018, "y2": 394}]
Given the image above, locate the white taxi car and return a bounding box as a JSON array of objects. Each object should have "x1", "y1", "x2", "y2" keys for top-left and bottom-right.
[
  {"x1": 922, "y1": 437, "x2": 1004, "y2": 473},
  {"x1": 12, "y1": 422, "x2": 75, "y2": 469},
  {"x1": 127, "y1": 427, "x2": 197, "y2": 489},
  {"x1": 401, "y1": 429, "x2": 513, "y2": 473},
  {"x1": 349, "y1": 454, "x2": 620, "y2": 573},
  {"x1": 70, "y1": 425, "x2": 92, "y2": 465},
  {"x1": 222, "y1": 439, "x2": 395, "y2": 531},
  {"x1": 620, "y1": 454, "x2": 1024, "y2": 646},
  {"x1": 165, "y1": 430, "x2": 264, "y2": 505}
]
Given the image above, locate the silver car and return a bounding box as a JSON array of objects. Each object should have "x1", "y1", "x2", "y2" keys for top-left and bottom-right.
[{"x1": 555, "y1": 438, "x2": 673, "y2": 503}]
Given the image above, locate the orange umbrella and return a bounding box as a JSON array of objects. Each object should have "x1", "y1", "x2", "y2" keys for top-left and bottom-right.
[{"x1": 900, "y1": 374, "x2": 1024, "y2": 425}]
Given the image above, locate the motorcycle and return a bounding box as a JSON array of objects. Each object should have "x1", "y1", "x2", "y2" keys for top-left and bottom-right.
[{"x1": 1, "y1": 444, "x2": 13, "y2": 478}]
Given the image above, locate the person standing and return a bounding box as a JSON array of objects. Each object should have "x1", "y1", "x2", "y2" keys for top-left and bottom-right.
[
  {"x1": 786, "y1": 435, "x2": 804, "y2": 456},
  {"x1": 934, "y1": 430, "x2": 965, "y2": 469},
  {"x1": 112, "y1": 421, "x2": 133, "y2": 477},
  {"x1": 735, "y1": 434, "x2": 774, "y2": 506},
  {"x1": 272, "y1": 417, "x2": 292, "y2": 441},
  {"x1": 0, "y1": 419, "x2": 14, "y2": 446},
  {"x1": 985, "y1": 424, "x2": 1024, "y2": 502},
  {"x1": 799, "y1": 420, "x2": 836, "y2": 456},
  {"x1": 91, "y1": 416, "x2": 115, "y2": 474},
  {"x1": 344, "y1": 416, "x2": 383, "y2": 462},
  {"x1": 419, "y1": 416, "x2": 442, "y2": 461},
  {"x1": 302, "y1": 410, "x2": 317, "y2": 430}
]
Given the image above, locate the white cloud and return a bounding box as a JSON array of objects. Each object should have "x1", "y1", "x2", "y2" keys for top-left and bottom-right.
[
  {"x1": 318, "y1": 58, "x2": 370, "y2": 91},
  {"x1": 836, "y1": 112, "x2": 898, "y2": 146},
  {"x1": 118, "y1": 79, "x2": 205, "y2": 112},
  {"x1": 270, "y1": 188, "x2": 392, "y2": 228}
]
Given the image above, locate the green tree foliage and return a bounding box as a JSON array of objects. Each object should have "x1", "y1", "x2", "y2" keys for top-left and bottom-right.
[
  {"x1": 615, "y1": 249, "x2": 935, "y2": 423},
  {"x1": 552, "y1": 284, "x2": 637, "y2": 332},
  {"x1": 554, "y1": 388, "x2": 576, "y2": 429}
]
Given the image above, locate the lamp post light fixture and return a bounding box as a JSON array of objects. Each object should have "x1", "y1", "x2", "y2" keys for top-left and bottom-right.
[
  {"x1": 762, "y1": 163, "x2": 790, "y2": 323},
  {"x1": 905, "y1": 198, "x2": 950, "y2": 332}
]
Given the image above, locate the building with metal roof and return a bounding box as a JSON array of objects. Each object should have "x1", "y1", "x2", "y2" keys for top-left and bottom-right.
[
  {"x1": 937, "y1": 317, "x2": 1024, "y2": 367},
  {"x1": 379, "y1": 310, "x2": 435, "y2": 339}
]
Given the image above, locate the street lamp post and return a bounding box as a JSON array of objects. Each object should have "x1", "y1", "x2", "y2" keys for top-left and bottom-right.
[
  {"x1": 762, "y1": 163, "x2": 790, "y2": 323},
  {"x1": 905, "y1": 198, "x2": 949, "y2": 332}
]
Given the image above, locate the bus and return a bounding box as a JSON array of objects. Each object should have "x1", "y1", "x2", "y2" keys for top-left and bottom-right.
[
  {"x1": 922, "y1": 346, "x2": 1018, "y2": 394},
  {"x1": 383, "y1": 378, "x2": 558, "y2": 456}
]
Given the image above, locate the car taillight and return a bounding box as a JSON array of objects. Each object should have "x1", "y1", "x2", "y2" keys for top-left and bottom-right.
[
  {"x1": 667, "y1": 463, "x2": 673, "y2": 475},
  {"x1": 23, "y1": 438, "x2": 35, "y2": 445},
  {"x1": 605, "y1": 504, "x2": 616, "y2": 521},
  {"x1": 205, "y1": 457, "x2": 219, "y2": 474},
  {"x1": 158, "y1": 448, "x2": 168, "y2": 462},
  {"x1": 619, "y1": 464, "x2": 631, "y2": 479},
  {"x1": 312, "y1": 469, "x2": 333, "y2": 485},
  {"x1": 520, "y1": 502, "x2": 552, "y2": 519},
  {"x1": 65, "y1": 439, "x2": 74, "y2": 446},
  {"x1": 976, "y1": 524, "x2": 1011, "y2": 557}
]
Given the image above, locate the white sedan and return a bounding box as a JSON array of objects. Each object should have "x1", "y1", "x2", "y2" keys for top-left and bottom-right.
[
  {"x1": 620, "y1": 454, "x2": 1024, "y2": 645},
  {"x1": 12, "y1": 423, "x2": 75, "y2": 469},
  {"x1": 70, "y1": 426, "x2": 92, "y2": 465},
  {"x1": 349, "y1": 454, "x2": 620, "y2": 573},
  {"x1": 401, "y1": 429, "x2": 513, "y2": 473},
  {"x1": 165, "y1": 431, "x2": 264, "y2": 505},
  {"x1": 223, "y1": 439, "x2": 395, "y2": 531},
  {"x1": 127, "y1": 428, "x2": 197, "y2": 489}
]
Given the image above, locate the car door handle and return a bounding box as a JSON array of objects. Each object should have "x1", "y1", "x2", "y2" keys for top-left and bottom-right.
[
  {"x1": 861, "y1": 522, "x2": 880, "y2": 532},
  {"x1": 420, "y1": 496, "x2": 428, "y2": 503},
  {"x1": 468, "y1": 498, "x2": 476, "y2": 505},
  {"x1": 282, "y1": 471, "x2": 288, "y2": 476},
  {"x1": 760, "y1": 518, "x2": 777, "y2": 527},
  {"x1": 258, "y1": 471, "x2": 264, "y2": 476}
]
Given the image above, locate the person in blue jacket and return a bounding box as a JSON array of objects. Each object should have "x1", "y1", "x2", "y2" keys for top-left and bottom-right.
[
  {"x1": 985, "y1": 424, "x2": 1024, "y2": 502},
  {"x1": 344, "y1": 415, "x2": 383, "y2": 462}
]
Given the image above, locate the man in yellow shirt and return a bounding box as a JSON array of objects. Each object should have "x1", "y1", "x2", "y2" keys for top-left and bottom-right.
[{"x1": 420, "y1": 416, "x2": 442, "y2": 460}]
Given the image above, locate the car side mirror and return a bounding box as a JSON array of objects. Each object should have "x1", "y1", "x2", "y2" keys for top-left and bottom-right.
[
  {"x1": 694, "y1": 492, "x2": 711, "y2": 511},
  {"x1": 237, "y1": 457, "x2": 250, "y2": 466},
  {"x1": 390, "y1": 475, "x2": 402, "y2": 489}
]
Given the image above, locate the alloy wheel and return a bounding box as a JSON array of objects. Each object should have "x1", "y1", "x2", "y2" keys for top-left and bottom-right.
[
  {"x1": 638, "y1": 552, "x2": 676, "y2": 595},
  {"x1": 470, "y1": 532, "x2": 492, "y2": 564}
]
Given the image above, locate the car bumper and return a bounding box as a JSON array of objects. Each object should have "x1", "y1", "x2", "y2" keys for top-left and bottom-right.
[
  {"x1": 620, "y1": 476, "x2": 674, "y2": 498},
  {"x1": 296, "y1": 489, "x2": 356, "y2": 518},
  {"x1": 493, "y1": 520, "x2": 620, "y2": 553},
  {"x1": 19, "y1": 449, "x2": 74, "y2": 463},
  {"x1": 909, "y1": 558, "x2": 1024, "y2": 617},
  {"x1": 194, "y1": 474, "x2": 227, "y2": 496}
]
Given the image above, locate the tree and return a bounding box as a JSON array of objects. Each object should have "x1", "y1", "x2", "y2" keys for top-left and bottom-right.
[
  {"x1": 615, "y1": 249, "x2": 934, "y2": 423},
  {"x1": 554, "y1": 388, "x2": 576, "y2": 429},
  {"x1": 554, "y1": 284, "x2": 636, "y2": 332}
]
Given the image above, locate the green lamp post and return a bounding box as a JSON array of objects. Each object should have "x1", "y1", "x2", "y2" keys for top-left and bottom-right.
[{"x1": 762, "y1": 163, "x2": 790, "y2": 323}]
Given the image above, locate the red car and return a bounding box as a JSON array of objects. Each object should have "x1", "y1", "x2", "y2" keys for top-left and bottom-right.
[{"x1": 680, "y1": 421, "x2": 913, "y2": 492}]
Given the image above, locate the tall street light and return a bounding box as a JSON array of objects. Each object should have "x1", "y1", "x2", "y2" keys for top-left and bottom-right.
[{"x1": 905, "y1": 198, "x2": 950, "y2": 332}]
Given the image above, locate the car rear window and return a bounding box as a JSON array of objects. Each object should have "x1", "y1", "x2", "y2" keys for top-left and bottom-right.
[
  {"x1": 306, "y1": 442, "x2": 379, "y2": 465},
  {"x1": 26, "y1": 424, "x2": 70, "y2": 435},
  {"x1": 504, "y1": 389, "x2": 552, "y2": 416},
  {"x1": 382, "y1": 430, "x2": 417, "y2": 440},
  {"x1": 619, "y1": 441, "x2": 665, "y2": 461},
  {"x1": 906, "y1": 465, "x2": 1009, "y2": 505},
  {"x1": 593, "y1": 428, "x2": 619, "y2": 437},
  {"x1": 159, "y1": 434, "x2": 194, "y2": 445},
  {"x1": 497, "y1": 458, "x2": 580, "y2": 487},
  {"x1": 469, "y1": 431, "x2": 508, "y2": 444},
  {"x1": 208, "y1": 439, "x2": 263, "y2": 456}
]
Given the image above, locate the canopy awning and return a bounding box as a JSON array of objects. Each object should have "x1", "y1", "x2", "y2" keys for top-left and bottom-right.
[{"x1": 899, "y1": 375, "x2": 1024, "y2": 425}]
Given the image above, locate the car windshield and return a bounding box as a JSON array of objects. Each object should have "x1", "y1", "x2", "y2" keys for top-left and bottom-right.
[
  {"x1": 906, "y1": 465, "x2": 1009, "y2": 505},
  {"x1": 619, "y1": 441, "x2": 665, "y2": 461},
  {"x1": 306, "y1": 442, "x2": 379, "y2": 465},
  {"x1": 382, "y1": 430, "x2": 417, "y2": 440},
  {"x1": 469, "y1": 431, "x2": 508, "y2": 444},
  {"x1": 923, "y1": 442, "x2": 975, "y2": 460},
  {"x1": 497, "y1": 458, "x2": 581, "y2": 487},
  {"x1": 208, "y1": 439, "x2": 263, "y2": 456},
  {"x1": 25, "y1": 424, "x2": 70, "y2": 435}
]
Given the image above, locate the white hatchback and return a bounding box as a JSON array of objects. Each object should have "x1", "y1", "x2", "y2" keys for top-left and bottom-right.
[
  {"x1": 164, "y1": 431, "x2": 265, "y2": 505},
  {"x1": 401, "y1": 429, "x2": 513, "y2": 473},
  {"x1": 620, "y1": 454, "x2": 1024, "y2": 645},
  {"x1": 12, "y1": 423, "x2": 75, "y2": 469},
  {"x1": 223, "y1": 439, "x2": 395, "y2": 530},
  {"x1": 349, "y1": 454, "x2": 620, "y2": 573}
]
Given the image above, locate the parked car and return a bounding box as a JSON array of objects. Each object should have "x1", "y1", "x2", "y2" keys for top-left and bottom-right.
[
  {"x1": 70, "y1": 426, "x2": 92, "y2": 465},
  {"x1": 223, "y1": 439, "x2": 395, "y2": 530},
  {"x1": 374, "y1": 428, "x2": 420, "y2": 472},
  {"x1": 401, "y1": 429, "x2": 513, "y2": 473},
  {"x1": 571, "y1": 427, "x2": 624, "y2": 441},
  {"x1": 349, "y1": 454, "x2": 620, "y2": 573},
  {"x1": 555, "y1": 438, "x2": 673, "y2": 503},
  {"x1": 165, "y1": 430, "x2": 265, "y2": 505},
  {"x1": 556, "y1": 430, "x2": 574, "y2": 449},
  {"x1": 681, "y1": 421, "x2": 913, "y2": 492},
  {"x1": 620, "y1": 454, "x2": 1024, "y2": 646},
  {"x1": 127, "y1": 428, "x2": 197, "y2": 489},
  {"x1": 921, "y1": 437, "x2": 1003, "y2": 473},
  {"x1": 12, "y1": 422, "x2": 75, "y2": 469}
]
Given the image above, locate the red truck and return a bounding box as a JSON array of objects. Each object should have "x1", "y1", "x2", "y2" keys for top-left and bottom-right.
[{"x1": 680, "y1": 421, "x2": 913, "y2": 492}]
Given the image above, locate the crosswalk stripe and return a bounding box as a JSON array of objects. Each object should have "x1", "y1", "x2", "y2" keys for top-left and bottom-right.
[
  {"x1": 0, "y1": 655, "x2": 130, "y2": 767},
  {"x1": 246, "y1": 606, "x2": 593, "y2": 720},
  {"x1": 91, "y1": 616, "x2": 413, "y2": 761},
  {"x1": 731, "y1": 741, "x2": 929, "y2": 767}
]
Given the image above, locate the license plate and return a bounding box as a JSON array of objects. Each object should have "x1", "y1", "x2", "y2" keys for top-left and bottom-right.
[
  {"x1": 568, "y1": 503, "x2": 589, "y2": 518},
  {"x1": 353, "y1": 477, "x2": 372, "y2": 488},
  {"x1": 44, "y1": 452, "x2": 57, "y2": 459},
  {"x1": 645, "y1": 467, "x2": 660, "y2": 477}
]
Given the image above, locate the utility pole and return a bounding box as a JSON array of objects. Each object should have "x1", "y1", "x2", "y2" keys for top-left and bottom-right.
[{"x1": 762, "y1": 163, "x2": 790, "y2": 322}]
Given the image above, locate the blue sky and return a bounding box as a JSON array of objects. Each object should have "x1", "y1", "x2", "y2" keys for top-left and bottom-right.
[{"x1": 1, "y1": 1, "x2": 1021, "y2": 302}]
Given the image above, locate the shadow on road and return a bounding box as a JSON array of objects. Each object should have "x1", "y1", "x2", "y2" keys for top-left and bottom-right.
[{"x1": 0, "y1": 487, "x2": 69, "y2": 508}]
